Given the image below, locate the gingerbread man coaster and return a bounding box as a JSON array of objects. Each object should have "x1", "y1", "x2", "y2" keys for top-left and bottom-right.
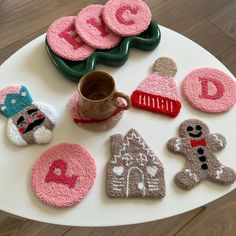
[
  {"x1": 131, "y1": 57, "x2": 181, "y2": 117},
  {"x1": 167, "y1": 119, "x2": 236, "y2": 190},
  {"x1": 107, "y1": 128, "x2": 165, "y2": 199},
  {"x1": 0, "y1": 85, "x2": 57, "y2": 146}
]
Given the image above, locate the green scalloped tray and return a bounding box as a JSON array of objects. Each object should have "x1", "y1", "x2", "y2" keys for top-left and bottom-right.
[{"x1": 45, "y1": 20, "x2": 161, "y2": 83}]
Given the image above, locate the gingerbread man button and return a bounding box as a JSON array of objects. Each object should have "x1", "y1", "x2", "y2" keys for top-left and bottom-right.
[{"x1": 167, "y1": 119, "x2": 236, "y2": 190}]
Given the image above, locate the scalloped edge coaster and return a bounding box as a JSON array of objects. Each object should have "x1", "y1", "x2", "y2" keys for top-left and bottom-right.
[
  {"x1": 68, "y1": 94, "x2": 124, "y2": 132},
  {"x1": 31, "y1": 143, "x2": 96, "y2": 207}
]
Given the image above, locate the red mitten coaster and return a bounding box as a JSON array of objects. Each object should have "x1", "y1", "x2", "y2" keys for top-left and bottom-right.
[
  {"x1": 32, "y1": 143, "x2": 96, "y2": 207},
  {"x1": 68, "y1": 94, "x2": 124, "y2": 132},
  {"x1": 167, "y1": 119, "x2": 236, "y2": 190},
  {"x1": 47, "y1": 16, "x2": 95, "y2": 61},
  {"x1": 103, "y1": 0, "x2": 152, "y2": 37},
  {"x1": 75, "y1": 5, "x2": 121, "y2": 49},
  {"x1": 131, "y1": 57, "x2": 181, "y2": 117},
  {"x1": 182, "y1": 68, "x2": 236, "y2": 113},
  {"x1": 107, "y1": 128, "x2": 165, "y2": 199}
]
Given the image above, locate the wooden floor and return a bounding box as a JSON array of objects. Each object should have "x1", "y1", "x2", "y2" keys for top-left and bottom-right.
[{"x1": 0, "y1": 0, "x2": 236, "y2": 235}]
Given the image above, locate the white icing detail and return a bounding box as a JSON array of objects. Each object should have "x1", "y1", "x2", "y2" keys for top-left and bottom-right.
[
  {"x1": 122, "y1": 153, "x2": 133, "y2": 166},
  {"x1": 138, "y1": 182, "x2": 144, "y2": 190},
  {"x1": 112, "y1": 166, "x2": 124, "y2": 176},
  {"x1": 11, "y1": 99, "x2": 16, "y2": 104},
  {"x1": 149, "y1": 188, "x2": 158, "y2": 191},
  {"x1": 166, "y1": 100, "x2": 169, "y2": 111},
  {"x1": 148, "y1": 184, "x2": 158, "y2": 188},
  {"x1": 112, "y1": 183, "x2": 124, "y2": 187},
  {"x1": 21, "y1": 92, "x2": 26, "y2": 97},
  {"x1": 136, "y1": 153, "x2": 148, "y2": 166},
  {"x1": 113, "y1": 188, "x2": 122, "y2": 191},
  {"x1": 33, "y1": 102, "x2": 58, "y2": 125},
  {"x1": 156, "y1": 98, "x2": 160, "y2": 108},
  {"x1": 216, "y1": 165, "x2": 224, "y2": 179},
  {"x1": 126, "y1": 167, "x2": 145, "y2": 197},
  {"x1": 147, "y1": 181, "x2": 158, "y2": 184},
  {"x1": 152, "y1": 98, "x2": 155, "y2": 107},
  {"x1": 1, "y1": 106, "x2": 6, "y2": 111},
  {"x1": 139, "y1": 95, "x2": 142, "y2": 104},
  {"x1": 7, "y1": 119, "x2": 27, "y2": 146},
  {"x1": 143, "y1": 95, "x2": 146, "y2": 105},
  {"x1": 170, "y1": 101, "x2": 173, "y2": 112},
  {"x1": 112, "y1": 179, "x2": 123, "y2": 184},
  {"x1": 174, "y1": 138, "x2": 182, "y2": 151},
  {"x1": 184, "y1": 169, "x2": 199, "y2": 182},
  {"x1": 34, "y1": 126, "x2": 52, "y2": 144},
  {"x1": 147, "y1": 166, "x2": 158, "y2": 177},
  {"x1": 147, "y1": 96, "x2": 150, "y2": 106},
  {"x1": 212, "y1": 134, "x2": 224, "y2": 147},
  {"x1": 161, "y1": 99, "x2": 164, "y2": 110}
]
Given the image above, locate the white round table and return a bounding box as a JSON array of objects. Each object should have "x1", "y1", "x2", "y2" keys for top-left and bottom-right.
[{"x1": 0, "y1": 26, "x2": 235, "y2": 226}]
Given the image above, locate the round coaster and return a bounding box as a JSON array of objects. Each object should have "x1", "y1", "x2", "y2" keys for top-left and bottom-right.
[
  {"x1": 182, "y1": 68, "x2": 236, "y2": 113},
  {"x1": 103, "y1": 0, "x2": 152, "y2": 37},
  {"x1": 68, "y1": 94, "x2": 124, "y2": 132},
  {"x1": 31, "y1": 143, "x2": 96, "y2": 207},
  {"x1": 75, "y1": 5, "x2": 121, "y2": 49},
  {"x1": 47, "y1": 16, "x2": 95, "y2": 61}
]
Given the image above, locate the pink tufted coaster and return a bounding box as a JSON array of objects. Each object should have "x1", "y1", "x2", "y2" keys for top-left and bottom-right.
[
  {"x1": 103, "y1": 0, "x2": 152, "y2": 37},
  {"x1": 47, "y1": 16, "x2": 95, "y2": 61},
  {"x1": 68, "y1": 94, "x2": 124, "y2": 132},
  {"x1": 182, "y1": 68, "x2": 236, "y2": 113},
  {"x1": 75, "y1": 5, "x2": 121, "y2": 49},
  {"x1": 32, "y1": 143, "x2": 96, "y2": 207}
]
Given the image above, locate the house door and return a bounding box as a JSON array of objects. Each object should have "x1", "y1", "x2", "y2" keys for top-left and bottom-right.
[{"x1": 126, "y1": 167, "x2": 145, "y2": 197}]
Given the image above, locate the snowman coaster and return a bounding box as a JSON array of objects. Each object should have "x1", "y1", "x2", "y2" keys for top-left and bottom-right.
[
  {"x1": 47, "y1": 16, "x2": 95, "y2": 61},
  {"x1": 103, "y1": 0, "x2": 152, "y2": 37},
  {"x1": 68, "y1": 94, "x2": 124, "y2": 132},
  {"x1": 182, "y1": 68, "x2": 236, "y2": 113},
  {"x1": 75, "y1": 5, "x2": 121, "y2": 49},
  {"x1": 131, "y1": 57, "x2": 181, "y2": 117},
  {"x1": 106, "y1": 128, "x2": 165, "y2": 199},
  {"x1": 0, "y1": 85, "x2": 57, "y2": 146},
  {"x1": 31, "y1": 143, "x2": 96, "y2": 207}
]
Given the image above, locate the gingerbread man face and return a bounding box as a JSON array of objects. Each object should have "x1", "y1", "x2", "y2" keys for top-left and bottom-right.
[
  {"x1": 167, "y1": 119, "x2": 236, "y2": 190},
  {"x1": 179, "y1": 119, "x2": 210, "y2": 139}
]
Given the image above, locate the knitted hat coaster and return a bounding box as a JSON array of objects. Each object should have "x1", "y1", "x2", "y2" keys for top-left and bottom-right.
[
  {"x1": 31, "y1": 143, "x2": 96, "y2": 207},
  {"x1": 0, "y1": 85, "x2": 57, "y2": 146},
  {"x1": 131, "y1": 57, "x2": 181, "y2": 117},
  {"x1": 68, "y1": 94, "x2": 124, "y2": 132},
  {"x1": 103, "y1": 0, "x2": 152, "y2": 37},
  {"x1": 167, "y1": 119, "x2": 236, "y2": 190},
  {"x1": 107, "y1": 128, "x2": 165, "y2": 199},
  {"x1": 75, "y1": 5, "x2": 121, "y2": 49},
  {"x1": 47, "y1": 16, "x2": 95, "y2": 61},
  {"x1": 182, "y1": 68, "x2": 236, "y2": 113}
]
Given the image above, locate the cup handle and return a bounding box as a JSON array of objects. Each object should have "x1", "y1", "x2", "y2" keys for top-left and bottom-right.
[{"x1": 112, "y1": 92, "x2": 131, "y2": 110}]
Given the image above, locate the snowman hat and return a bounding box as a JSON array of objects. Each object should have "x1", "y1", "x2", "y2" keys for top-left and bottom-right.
[{"x1": 0, "y1": 85, "x2": 33, "y2": 118}]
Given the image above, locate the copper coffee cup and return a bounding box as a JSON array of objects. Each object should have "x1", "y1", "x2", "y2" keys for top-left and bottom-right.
[{"x1": 78, "y1": 71, "x2": 130, "y2": 120}]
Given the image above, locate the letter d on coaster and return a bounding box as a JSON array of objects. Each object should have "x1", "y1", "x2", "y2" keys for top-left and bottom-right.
[{"x1": 78, "y1": 71, "x2": 130, "y2": 120}]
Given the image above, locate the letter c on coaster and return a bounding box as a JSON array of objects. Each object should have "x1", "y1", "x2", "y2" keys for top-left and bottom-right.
[
  {"x1": 182, "y1": 68, "x2": 236, "y2": 113},
  {"x1": 31, "y1": 143, "x2": 96, "y2": 207}
]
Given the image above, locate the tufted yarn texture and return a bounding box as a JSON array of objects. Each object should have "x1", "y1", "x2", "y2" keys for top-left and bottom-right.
[
  {"x1": 75, "y1": 5, "x2": 121, "y2": 49},
  {"x1": 47, "y1": 16, "x2": 95, "y2": 61},
  {"x1": 31, "y1": 143, "x2": 97, "y2": 207},
  {"x1": 103, "y1": 0, "x2": 151, "y2": 37},
  {"x1": 182, "y1": 68, "x2": 236, "y2": 113}
]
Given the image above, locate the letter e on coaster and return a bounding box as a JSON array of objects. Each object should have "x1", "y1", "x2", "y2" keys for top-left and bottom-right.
[
  {"x1": 182, "y1": 68, "x2": 236, "y2": 113},
  {"x1": 75, "y1": 5, "x2": 121, "y2": 49},
  {"x1": 103, "y1": 0, "x2": 152, "y2": 37},
  {"x1": 31, "y1": 143, "x2": 96, "y2": 207},
  {"x1": 47, "y1": 16, "x2": 95, "y2": 61}
]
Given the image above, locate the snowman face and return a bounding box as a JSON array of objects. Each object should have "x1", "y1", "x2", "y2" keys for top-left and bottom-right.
[{"x1": 12, "y1": 104, "x2": 54, "y2": 144}]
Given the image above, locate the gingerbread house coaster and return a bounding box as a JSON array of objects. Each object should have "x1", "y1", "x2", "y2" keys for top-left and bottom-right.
[
  {"x1": 68, "y1": 94, "x2": 124, "y2": 132},
  {"x1": 106, "y1": 128, "x2": 165, "y2": 199}
]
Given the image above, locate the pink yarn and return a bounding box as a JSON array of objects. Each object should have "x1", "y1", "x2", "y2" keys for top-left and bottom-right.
[
  {"x1": 0, "y1": 86, "x2": 21, "y2": 103},
  {"x1": 103, "y1": 0, "x2": 152, "y2": 37},
  {"x1": 75, "y1": 5, "x2": 121, "y2": 49},
  {"x1": 182, "y1": 68, "x2": 236, "y2": 113},
  {"x1": 47, "y1": 16, "x2": 95, "y2": 61},
  {"x1": 31, "y1": 143, "x2": 96, "y2": 207}
]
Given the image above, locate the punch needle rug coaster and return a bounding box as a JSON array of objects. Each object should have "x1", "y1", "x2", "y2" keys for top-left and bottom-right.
[
  {"x1": 47, "y1": 16, "x2": 95, "y2": 61},
  {"x1": 182, "y1": 68, "x2": 236, "y2": 113},
  {"x1": 31, "y1": 143, "x2": 96, "y2": 207},
  {"x1": 103, "y1": 0, "x2": 152, "y2": 37},
  {"x1": 131, "y1": 57, "x2": 181, "y2": 117},
  {"x1": 107, "y1": 128, "x2": 165, "y2": 199},
  {"x1": 68, "y1": 94, "x2": 124, "y2": 132},
  {"x1": 0, "y1": 85, "x2": 57, "y2": 146},
  {"x1": 167, "y1": 119, "x2": 236, "y2": 190}
]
